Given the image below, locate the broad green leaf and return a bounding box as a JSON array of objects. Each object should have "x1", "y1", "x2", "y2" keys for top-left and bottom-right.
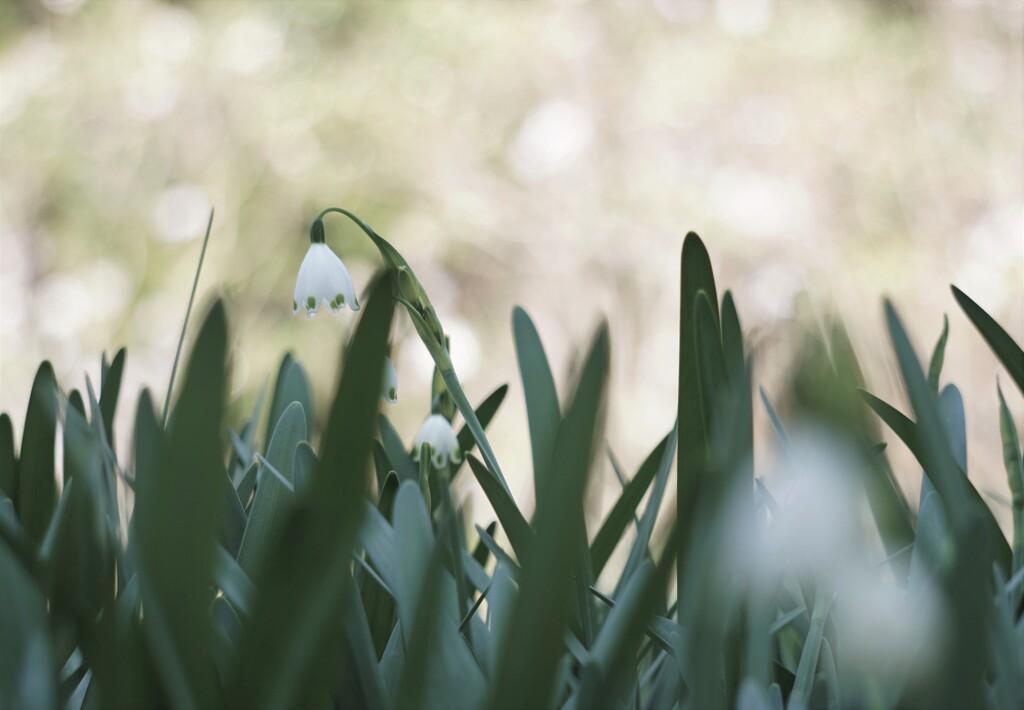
[
  {"x1": 229, "y1": 274, "x2": 394, "y2": 709},
  {"x1": 695, "y1": 293, "x2": 727, "y2": 438},
  {"x1": 266, "y1": 355, "x2": 314, "y2": 445},
  {"x1": 19, "y1": 362, "x2": 58, "y2": 544},
  {"x1": 952, "y1": 286, "x2": 1024, "y2": 394},
  {"x1": 393, "y1": 481, "x2": 485, "y2": 709},
  {"x1": 927, "y1": 315, "x2": 949, "y2": 392},
  {"x1": 492, "y1": 323, "x2": 609, "y2": 710},
  {"x1": 234, "y1": 461, "x2": 258, "y2": 510},
  {"x1": 998, "y1": 383, "x2": 1024, "y2": 578},
  {"x1": 237, "y1": 401, "x2": 305, "y2": 583},
  {"x1": 677, "y1": 232, "x2": 718, "y2": 602},
  {"x1": 293, "y1": 440, "x2": 317, "y2": 497},
  {"x1": 887, "y1": 301, "x2": 1000, "y2": 706},
  {"x1": 359, "y1": 502, "x2": 400, "y2": 594},
  {"x1": 0, "y1": 413, "x2": 16, "y2": 505},
  {"x1": 789, "y1": 591, "x2": 833, "y2": 708},
  {"x1": 591, "y1": 433, "x2": 670, "y2": 579},
  {"x1": 0, "y1": 542, "x2": 56, "y2": 710},
  {"x1": 51, "y1": 403, "x2": 114, "y2": 622},
  {"x1": 362, "y1": 471, "x2": 400, "y2": 658},
  {"x1": 218, "y1": 471, "x2": 247, "y2": 559},
  {"x1": 938, "y1": 385, "x2": 967, "y2": 473},
  {"x1": 721, "y1": 291, "x2": 745, "y2": 386},
  {"x1": 343, "y1": 580, "x2": 392, "y2": 709},
  {"x1": 213, "y1": 545, "x2": 255, "y2": 620},
  {"x1": 99, "y1": 347, "x2": 126, "y2": 446},
  {"x1": 909, "y1": 493, "x2": 949, "y2": 597},
  {"x1": 136, "y1": 300, "x2": 228, "y2": 708},
  {"x1": 513, "y1": 306, "x2": 561, "y2": 501},
  {"x1": 211, "y1": 595, "x2": 243, "y2": 695},
  {"x1": 436, "y1": 480, "x2": 469, "y2": 620},
  {"x1": 379, "y1": 414, "x2": 418, "y2": 484},
  {"x1": 68, "y1": 389, "x2": 86, "y2": 417},
  {"x1": 988, "y1": 566, "x2": 1020, "y2": 710}
]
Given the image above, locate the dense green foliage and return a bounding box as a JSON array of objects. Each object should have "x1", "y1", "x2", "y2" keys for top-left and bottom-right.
[{"x1": 1, "y1": 218, "x2": 1022, "y2": 710}]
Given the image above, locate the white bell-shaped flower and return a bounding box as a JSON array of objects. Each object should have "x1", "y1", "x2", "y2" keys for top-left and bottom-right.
[
  {"x1": 413, "y1": 414, "x2": 462, "y2": 468},
  {"x1": 382, "y1": 356, "x2": 398, "y2": 404},
  {"x1": 293, "y1": 243, "x2": 360, "y2": 317}
]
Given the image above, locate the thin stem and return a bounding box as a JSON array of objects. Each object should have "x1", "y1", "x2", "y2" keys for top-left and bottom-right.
[{"x1": 162, "y1": 208, "x2": 214, "y2": 428}]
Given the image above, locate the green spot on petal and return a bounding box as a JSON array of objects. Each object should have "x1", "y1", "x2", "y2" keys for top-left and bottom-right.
[
  {"x1": 388, "y1": 387, "x2": 397, "y2": 400},
  {"x1": 306, "y1": 296, "x2": 316, "y2": 310},
  {"x1": 337, "y1": 293, "x2": 345, "y2": 304},
  {"x1": 292, "y1": 299, "x2": 297, "y2": 311}
]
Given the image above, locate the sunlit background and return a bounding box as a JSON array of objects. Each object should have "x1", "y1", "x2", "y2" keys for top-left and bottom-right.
[{"x1": 1, "y1": 0, "x2": 1021, "y2": 545}]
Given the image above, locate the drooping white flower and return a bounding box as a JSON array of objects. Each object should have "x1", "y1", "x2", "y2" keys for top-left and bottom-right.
[
  {"x1": 413, "y1": 414, "x2": 461, "y2": 468},
  {"x1": 382, "y1": 355, "x2": 398, "y2": 404},
  {"x1": 292, "y1": 243, "x2": 360, "y2": 317}
]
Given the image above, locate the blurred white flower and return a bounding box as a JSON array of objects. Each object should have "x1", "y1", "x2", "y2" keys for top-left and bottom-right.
[
  {"x1": 413, "y1": 414, "x2": 462, "y2": 468},
  {"x1": 382, "y1": 356, "x2": 398, "y2": 404},
  {"x1": 292, "y1": 243, "x2": 360, "y2": 317}
]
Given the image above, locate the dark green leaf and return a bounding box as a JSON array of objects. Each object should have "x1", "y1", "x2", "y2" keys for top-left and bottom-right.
[
  {"x1": 136, "y1": 300, "x2": 229, "y2": 708},
  {"x1": 472, "y1": 521, "x2": 497, "y2": 569},
  {"x1": 513, "y1": 306, "x2": 561, "y2": 502},
  {"x1": 236, "y1": 401, "x2": 305, "y2": 583},
  {"x1": 677, "y1": 232, "x2": 718, "y2": 601},
  {"x1": 19, "y1": 362, "x2": 58, "y2": 544},
  {"x1": 0, "y1": 542, "x2": 56, "y2": 710},
  {"x1": 492, "y1": 323, "x2": 609, "y2": 709},
  {"x1": 293, "y1": 441, "x2": 317, "y2": 498},
  {"x1": 266, "y1": 353, "x2": 314, "y2": 445},
  {"x1": 51, "y1": 403, "x2": 114, "y2": 621},
  {"x1": 591, "y1": 433, "x2": 670, "y2": 580},
  {"x1": 343, "y1": 580, "x2": 392, "y2": 709},
  {"x1": 927, "y1": 315, "x2": 949, "y2": 392},
  {"x1": 99, "y1": 347, "x2": 126, "y2": 446},
  {"x1": 0, "y1": 413, "x2": 16, "y2": 505},
  {"x1": 213, "y1": 545, "x2": 256, "y2": 620},
  {"x1": 616, "y1": 426, "x2": 676, "y2": 595},
  {"x1": 952, "y1": 286, "x2": 1024, "y2": 394},
  {"x1": 467, "y1": 454, "x2": 531, "y2": 562},
  {"x1": 721, "y1": 291, "x2": 745, "y2": 386},
  {"x1": 997, "y1": 383, "x2": 1024, "y2": 578},
  {"x1": 229, "y1": 273, "x2": 394, "y2": 709},
  {"x1": 379, "y1": 414, "x2": 418, "y2": 484},
  {"x1": 455, "y1": 384, "x2": 509, "y2": 471}
]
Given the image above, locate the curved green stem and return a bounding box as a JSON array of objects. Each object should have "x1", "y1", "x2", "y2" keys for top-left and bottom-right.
[{"x1": 314, "y1": 207, "x2": 510, "y2": 492}]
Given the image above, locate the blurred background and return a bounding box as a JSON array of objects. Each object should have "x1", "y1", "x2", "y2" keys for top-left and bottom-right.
[{"x1": 1, "y1": 0, "x2": 1021, "y2": 540}]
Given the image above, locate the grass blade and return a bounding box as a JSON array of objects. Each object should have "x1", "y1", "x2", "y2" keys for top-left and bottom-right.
[
  {"x1": 591, "y1": 433, "x2": 670, "y2": 579},
  {"x1": 927, "y1": 315, "x2": 949, "y2": 392},
  {"x1": 162, "y1": 208, "x2": 214, "y2": 428},
  {"x1": 513, "y1": 306, "x2": 561, "y2": 502},
  {"x1": 677, "y1": 232, "x2": 718, "y2": 601},
  {"x1": 492, "y1": 323, "x2": 609, "y2": 709},
  {"x1": 952, "y1": 286, "x2": 1024, "y2": 394},
  {"x1": 18, "y1": 362, "x2": 58, "y2": 544},
  {"x1": 99, "y1": 347, "x2": 126, "y2": 447}
]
